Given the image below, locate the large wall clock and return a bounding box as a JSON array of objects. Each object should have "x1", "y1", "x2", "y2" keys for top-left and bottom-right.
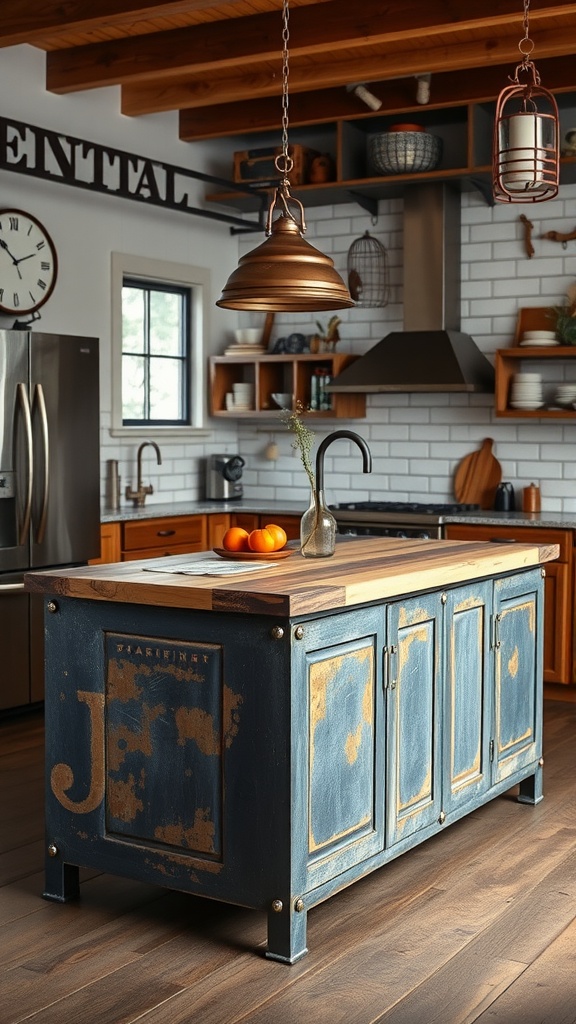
[{"x1": 0, "y1": 208, "x2": 58, "y2": 316}]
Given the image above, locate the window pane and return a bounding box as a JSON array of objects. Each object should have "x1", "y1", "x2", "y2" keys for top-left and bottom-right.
[
  {"x1": 150, "y1": 356, "x2": 182, "y2": 419},
  {"x1": 121, "y1": 275, "x2": 191, "y2": 426},
  {"x1": 150, "y1": 291, "x2": 182, "y2": 356},
  {"x1": 122, "y1": 354, "x2": 146, "y2": 419},
  {"x1": 122, "y1": 287, "x2": 146, "y2": 354}
]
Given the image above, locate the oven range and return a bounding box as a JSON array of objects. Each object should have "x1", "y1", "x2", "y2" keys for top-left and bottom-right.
[{"x1": 330, "y1": 501, "x2": 481, "y2": 540}]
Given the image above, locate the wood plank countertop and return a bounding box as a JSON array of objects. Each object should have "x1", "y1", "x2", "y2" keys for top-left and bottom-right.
[{"x1": 25, "y1": 537, "x2": 560, "y2": 618}]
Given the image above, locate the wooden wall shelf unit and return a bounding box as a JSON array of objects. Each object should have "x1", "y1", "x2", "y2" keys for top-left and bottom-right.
[
  {"x1": 209, "y1": 353, "x2": 366, "y2": 419},
  {"x1": 495, "y1": 307, "x2": 576, "y2": 419},
  {"x1": 205, "y1": 96, "x2": 576, "y2": 213},
  {"x1": 495, "y1": 347, "x2": 576, "y2": 419}
]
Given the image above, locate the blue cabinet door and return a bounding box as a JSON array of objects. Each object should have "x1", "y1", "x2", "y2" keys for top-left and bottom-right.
[
  {"x1": 385, "y1": 592, "x2": 443, "y2": 848},
  {"x1": 492, "y1": 569, "x2": 543, "y2": 788},
  {"x1": 293, "y1": 606, "x2": 385, "y2": 892},
  {"x1": 442, "y1": 581, "x2": 493, "y2": 817}
]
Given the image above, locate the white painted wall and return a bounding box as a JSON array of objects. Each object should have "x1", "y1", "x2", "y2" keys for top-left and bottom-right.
[{"x1": 4, "y1": 44, "x2": 576, "y2": 514}]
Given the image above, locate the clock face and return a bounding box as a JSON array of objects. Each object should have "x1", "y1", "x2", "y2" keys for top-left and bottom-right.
[{"x1": 0, "y1": 209, "x2": 58, "y2": 316}]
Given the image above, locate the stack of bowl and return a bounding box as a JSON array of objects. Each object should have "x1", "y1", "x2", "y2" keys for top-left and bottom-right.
[
  {"x1": 231, "y1": 382, "x2": 254, "y2": 411},
  {"x1": 554, "y1": 383, "x2": 576, "y2": 407},
  {"x1": 519, "y1": 329, "x2": 559, "y2": 347},
  {"x1": 509, "y1": 372, "x2": 544, "y2": 411}
]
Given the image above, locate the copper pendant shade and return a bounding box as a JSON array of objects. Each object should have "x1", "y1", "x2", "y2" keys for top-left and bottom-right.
[
  {"x1": 217, "y1": 214, "x2": 354, "y2": 312},
  {"x1": 216, "y1": 0, "x2": 353, "y2": 313}
]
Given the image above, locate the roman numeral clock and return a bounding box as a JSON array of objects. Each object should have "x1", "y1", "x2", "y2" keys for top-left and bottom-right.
[{"x1": 0, "y1": 209, "x2": 58, "y2": 317}]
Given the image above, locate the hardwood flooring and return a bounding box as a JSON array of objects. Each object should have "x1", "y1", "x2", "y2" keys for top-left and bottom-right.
[{"x1": 1, "y1": 702, "x2": 576, "y2": 1024}]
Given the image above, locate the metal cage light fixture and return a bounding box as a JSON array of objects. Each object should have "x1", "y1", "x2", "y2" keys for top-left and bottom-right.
[
  {"x1": 216, "y1": 0, "x2": 353, "y2": 312},
  {"x1": 493, "y1": 0, "x2": 559, "y2": 203}
]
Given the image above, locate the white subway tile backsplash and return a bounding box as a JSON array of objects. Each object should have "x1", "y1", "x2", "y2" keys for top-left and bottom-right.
[{"x1": 99, "y1": 179, "x2": 576, "y2": 515}]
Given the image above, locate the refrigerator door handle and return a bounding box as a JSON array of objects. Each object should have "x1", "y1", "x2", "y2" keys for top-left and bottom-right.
[
  {"x1": 16, "y1": 382, "x2": 33, "y2": 546},
  {"x1": 0, "y1": 581, "x2": 26, "y2": 591},
  {"x1": 33, "y1": 383, "x2": 50, "y2": 545}
]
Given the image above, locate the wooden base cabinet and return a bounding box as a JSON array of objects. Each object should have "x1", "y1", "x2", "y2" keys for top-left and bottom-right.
[
  {"x1": 445, "y1": 523, "x2": 573, "y2": 687},
  {"x1": 43, "y1": 568, "x2": 543, "y2": 963}
]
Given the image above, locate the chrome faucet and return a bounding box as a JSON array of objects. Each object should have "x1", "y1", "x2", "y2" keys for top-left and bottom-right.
[{"x1": 125, "y1": 441, "x2": 162, "y2": 507}]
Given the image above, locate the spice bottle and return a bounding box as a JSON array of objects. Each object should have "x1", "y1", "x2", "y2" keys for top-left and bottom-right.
[{"x1": 522, "y1": 483, "x2": 541, "y2": 513}]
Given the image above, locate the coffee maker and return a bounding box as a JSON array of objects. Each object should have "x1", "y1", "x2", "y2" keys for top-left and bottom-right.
[{"x1": 205, "y1": 454, "x2": 245, "y2": 500}]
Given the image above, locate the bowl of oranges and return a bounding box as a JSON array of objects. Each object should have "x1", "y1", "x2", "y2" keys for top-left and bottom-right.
[{"x1": 214, "y1": 523, "x2": 294, "y2": 560}]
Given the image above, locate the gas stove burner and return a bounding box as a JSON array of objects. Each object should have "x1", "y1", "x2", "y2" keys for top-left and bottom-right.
[{"x1": 330, "y1": 501, "x2": 481, "y2": 515}]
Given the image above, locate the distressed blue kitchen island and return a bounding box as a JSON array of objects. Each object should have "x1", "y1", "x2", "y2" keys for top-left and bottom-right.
[{"x1": 26, "y1": 535, "x2": 558, "y2": 963}]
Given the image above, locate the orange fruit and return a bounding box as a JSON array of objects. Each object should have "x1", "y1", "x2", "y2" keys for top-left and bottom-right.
[
  {"x1": 264, "y1": 523, "x2": 288, "y2": 551},
  {"x1": 222, "y1": 527, "x2": 250, "y2": 552},
  {"x1": 248, "y1": 528, "x2": 276, "y2": 553}
]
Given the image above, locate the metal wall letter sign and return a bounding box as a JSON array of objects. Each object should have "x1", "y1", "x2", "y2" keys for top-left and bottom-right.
[{"x1": 0, "y1": 115, "x2": 263, "y2": 233}]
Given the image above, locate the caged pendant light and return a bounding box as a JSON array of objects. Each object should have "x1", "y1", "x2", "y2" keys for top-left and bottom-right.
[
  {"x1": 216, "y1": 0, "x2": 354, "y2": 312},
  {"x1": 493, "y1": 0, "x2": 559, "y2": 203},
  {"x1": 346, "y1": 231, "x2": 390, "y2": 308}
]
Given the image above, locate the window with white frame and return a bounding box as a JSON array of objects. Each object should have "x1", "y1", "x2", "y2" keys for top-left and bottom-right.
[{"x1": 111, "y1": 253, "x2": 210, "y2": 436}]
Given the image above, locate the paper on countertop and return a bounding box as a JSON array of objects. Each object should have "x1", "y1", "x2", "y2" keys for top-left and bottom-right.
[{"x1": 142, "y1": 557, "x2": 276, "y2": 576}]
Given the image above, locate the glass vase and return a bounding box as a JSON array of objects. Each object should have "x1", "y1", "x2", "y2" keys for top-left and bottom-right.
[{"x1": 300, "y1": 488, "x2": 336, "y2": 557}]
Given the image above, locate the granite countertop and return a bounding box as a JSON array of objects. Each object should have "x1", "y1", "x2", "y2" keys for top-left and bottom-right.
[
  {"x1": 443, "y1": 510, "x2": 576, "y2": 530},
  {"x1": 101, "y1": 499, "x2": 306, "y2": 524},
  {"x1": 102, "y1": 501, "x2": 576, "y2": 531}
]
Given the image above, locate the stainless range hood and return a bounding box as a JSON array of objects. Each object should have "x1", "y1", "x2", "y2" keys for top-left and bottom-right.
[{"x1": 329, "y1": 184, "x2": 495, "y2": 394}]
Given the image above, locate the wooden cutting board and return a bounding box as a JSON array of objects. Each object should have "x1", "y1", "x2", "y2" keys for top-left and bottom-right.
[{"x1": 454, "y1": 438, "x2": 502, "y2": 509}]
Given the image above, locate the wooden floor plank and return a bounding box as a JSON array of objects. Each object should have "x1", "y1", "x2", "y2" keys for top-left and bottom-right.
[
  {"x1": 371, "y1": 846, "x2": 576, "y2": 1023},
  {"x1": 0, "y1": 703, "x2": 575, "y2": 1024},
  {"x1": 473, "y1": 917, "x2": 576, "y2": 1024}
]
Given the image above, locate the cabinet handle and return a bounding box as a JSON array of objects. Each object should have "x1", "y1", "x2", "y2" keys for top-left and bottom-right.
[
  {"x1": 489, "y1": 538, "x2": 517, "y2": 544},
  {"x1": 157, "y1": 529, "x2": 176, "y2": 537},
  {"x1": 493, "y1": 612, "x2": 502, "y2": 650},
  {"x1": 383, "y1": 644, "x2": 398, "y2": 689}
]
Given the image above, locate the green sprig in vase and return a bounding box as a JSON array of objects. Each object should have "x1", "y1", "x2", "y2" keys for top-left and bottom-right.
[{"x1": 284, "y1": 405, "x2": 372, "y2": 558}]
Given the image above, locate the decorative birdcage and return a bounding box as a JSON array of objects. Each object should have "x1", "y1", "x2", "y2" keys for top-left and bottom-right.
[{"x1": 346, "y1": 231, "x2": 390, "y2": 308}]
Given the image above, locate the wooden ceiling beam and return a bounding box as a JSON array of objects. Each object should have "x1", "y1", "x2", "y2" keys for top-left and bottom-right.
[
  {"x1": 178, "y1": 55, "x2": 576, "y2": 141},
  {"x1": 45, "y1": 0, "x2": 576, "y2": 93},
  {"x1": 0, "y1": 0, "x2": 234, "y2": 47},
  {"x1": 121, "y1": 21, "x2": 576, "y2": 115}
]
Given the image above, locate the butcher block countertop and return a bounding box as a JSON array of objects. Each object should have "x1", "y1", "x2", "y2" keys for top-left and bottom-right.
[{"x1": 26, "y1": 536, "x2": 559, "y2": 618}]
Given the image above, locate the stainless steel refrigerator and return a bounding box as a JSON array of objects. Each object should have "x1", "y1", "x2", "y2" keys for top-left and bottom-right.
[{"x1": 0, "y1": 331, "x2": 100, "y2": 711}]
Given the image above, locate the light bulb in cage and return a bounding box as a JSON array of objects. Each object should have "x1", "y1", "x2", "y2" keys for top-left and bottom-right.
[{"x1": 346, "y1": 232, "x2": 390, "y2": 308}]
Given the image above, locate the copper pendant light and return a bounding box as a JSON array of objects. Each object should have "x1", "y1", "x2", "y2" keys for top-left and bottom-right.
[
  {"x1": 216, "y1": 0, "x2": 354, "y2": 312},
  {"x1": 493, "y1": 0, "x2": 559, "y2": 203}
]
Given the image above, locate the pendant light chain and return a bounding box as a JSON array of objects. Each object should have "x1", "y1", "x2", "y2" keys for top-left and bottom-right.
[
  {"x1": 520, "y1": 0, "x2": 533, "y2": 56},
  {"x1": 517, "y1": 0, "x2": 539, "y2": 84},
  {"x1": 278, "y1": 0, "x2": 293, "y2": 183},
  {"x1": 278, "y1": 0, "x2": 289, "y2": 179}
]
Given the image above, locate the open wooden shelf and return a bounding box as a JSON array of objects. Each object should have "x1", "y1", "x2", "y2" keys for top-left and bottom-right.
[
  {"x1": 209, "y1": 352, "x2": 366, "y2": 419},
  {"x1": 495, "y1": 307, "x2": 576, "y2": 418},
  {"x1": 205, "y1": 95, "x2": 576, "y2": 213}
]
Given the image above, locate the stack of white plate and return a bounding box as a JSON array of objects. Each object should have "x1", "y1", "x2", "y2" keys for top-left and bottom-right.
[
  {"x1": 520, "y1": 329, "x2": 559, "y2": 347},
  {"x1": 554, "y1": 384, "x2": 576, "y2": 406},
  {"x1": 509, "y1": 372, "x2": 544, "y2": 410},
  {"x1": 232, "y1": 382, "x2": 254, "y2": 410}
]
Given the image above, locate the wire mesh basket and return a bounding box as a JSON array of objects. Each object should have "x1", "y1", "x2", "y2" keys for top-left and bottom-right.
[
  {"x1": 368, "y1": 131, "x2": 442, "y2": 174},
  {"x1": 347, "y1": 231, "x2": 390, "y2": 308}
]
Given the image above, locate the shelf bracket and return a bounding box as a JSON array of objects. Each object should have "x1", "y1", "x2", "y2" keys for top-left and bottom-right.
[
  {"x1": 346, "y1": 191, "x2": 379, "y2": 219},
  {"x1": 466, "y1": 176, "x2": 495, "y2": 207}
]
